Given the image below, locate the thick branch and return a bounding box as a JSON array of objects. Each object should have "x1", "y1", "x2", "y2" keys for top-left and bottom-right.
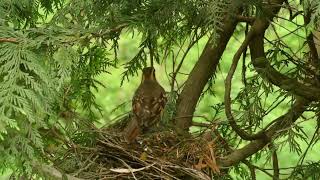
[
  {"x1": 218, "y1": 0, "x2": 309, "y2": 164},
  {"x1": 252, "y1": 56, "x2": 320, "y2": 100},
  {"x1": 250, "y1": 36, "x2": 320, "y2": 101},
  {"x1": 224, "y1": 18, "x2": 269, "y2": 141},
  {"x1": 224, "y1": 0, "x2": 286, "y2": 140},
  {"x1": 247, "y1": 5, "x2": 320, "y2": 101},
  {"x1": 218, "y1": 98, "x2": 309, "y2": 167},
  {"x1": 174, "y1": 12, "x2": 239, "y2": 134}
]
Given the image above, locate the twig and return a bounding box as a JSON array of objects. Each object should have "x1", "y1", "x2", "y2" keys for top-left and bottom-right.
[
  {"x1": 243, "y1": 161, "x2": 256, "y2": 180},
  {"x1": 251, "y1": 164, "x2": 274, "y2": 178},
  {"x1": 92, "y1": 23, "x2": 128, "y2": 37},
  {"x1": 269, "y1": 144, "x2": 279, "y2": 180},
  {"x1": 114, "y1": 157, "x2": 138, "y2": 179},
  {"x1": 171, "y1": 32, "x2": 204, "y2": 91},
  {"x1": 73, "y1": 155, "x2": 98, "y2": 176},
  {"x1": 110, "y1": 162, "x2": 156, "y2": 174},
  {"x1": 297, "y1": 125, "x2": 319, "y2": 167},
  {"x1": 0, "y1": 37, "x2": 18, "y2": 43}
]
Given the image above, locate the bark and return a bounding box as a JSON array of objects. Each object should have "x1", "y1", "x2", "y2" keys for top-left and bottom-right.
[
  {"x1": 219, "y1": 97, "x2": 309, "y2": 167},
  {"x1": 174, "y1": 15, "x2": 238, "y2": 134},
  {"x1": 218, "y1": 0, "x2": 310, "y2": 166},
  {"x1": 0, "y1": 38, "x2": 18, "y2": 43}
]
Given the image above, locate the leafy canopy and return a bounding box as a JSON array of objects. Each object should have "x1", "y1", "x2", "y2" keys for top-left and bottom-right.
[{"x1": 0, "y1": 0, "x2": 230, "y2": 176}]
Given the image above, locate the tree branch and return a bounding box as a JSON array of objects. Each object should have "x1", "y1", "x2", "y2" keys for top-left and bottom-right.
[
  {"x1": 224, "y1": 1, "x2": 288, "y2": 140},
  {"x1": 304, "y1": 6, "x2": 319, "y2": 66},
  {"x1": 0, "y1": 38, "x2": 18, "y2": 43},
  {"x1": 243, "y1": 160, "x2": 256, "y2": 180},
  {"x1": 218, "y1": 0, "x2": 310, "y2": 166},
  {"x1": 270, "y1": 144, "x2": 279, "y2": 180},
  {"x1": 218, "y1": 98, "x2": 309, "y2": 167},
  {"x1": 32, "y1": 162, "x2": 83, "y2": 180},
  {"x1": 224, "y1": 18, "x2": 269, "y2": 141},
  {"x1": 174, "y1": 10, "x2": 239, "y2": 134},
  {"x1": 250, "y1": 36, "x2": 320, "y2": 101}
]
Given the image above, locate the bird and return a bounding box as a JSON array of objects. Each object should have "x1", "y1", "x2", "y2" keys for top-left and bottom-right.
[{"x1": 124, "y1": 67, "x2": 167, "y2": 143}]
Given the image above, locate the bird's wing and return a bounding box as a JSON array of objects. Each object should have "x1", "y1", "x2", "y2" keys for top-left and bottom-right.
[
  {"x1": 132, "y1": 92, "x2": 144, "y2": 118},
  {"x1": 132, "y1": 85, "x2": 167, "y2": 129},
  {"x1": 124, "y1": 117, "x2": 140, "y2": 143},
  {"x1": 151, "y1": 91, "x2": 167, "y2": 116}
]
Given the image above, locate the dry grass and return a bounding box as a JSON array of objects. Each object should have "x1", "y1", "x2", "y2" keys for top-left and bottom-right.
[{"x1": 54, "y1": 119, "x2": 228, "y2": 180}]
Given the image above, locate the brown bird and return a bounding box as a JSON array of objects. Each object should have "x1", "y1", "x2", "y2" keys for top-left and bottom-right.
[{"x1": 125, "y1": 67, "x2": 167, "y2": 143}]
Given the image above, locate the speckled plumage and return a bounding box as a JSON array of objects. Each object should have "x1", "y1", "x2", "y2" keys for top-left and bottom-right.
[{"x1": 125, "y1": 67, "x2": 167, "y2": 143}]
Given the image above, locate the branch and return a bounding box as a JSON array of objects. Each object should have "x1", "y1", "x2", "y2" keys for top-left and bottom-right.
[
  {"x1": 217, "y1": 1, "x2": 310, "y2": 166},
  {"x1": 218, "y1": 98, "x2": 309, "y2": 167},
  {"x1": 91, "y1": 23, "x2": 128, "y2": 37},
  {"x1": 304, "y1": 6, "x2": 319, "y2": 66},
  {"x1": 247, "y1": 6, "x2": 320, "y2": 101},
  {"x1": 224, "y1": 20, "x2": 271, "y2": 141},
  {"x1": 171, "y1": 32, "x2": 203, "y2": 90},
  {"x1": 0, "y1": 38, "x2": 18, "y2": 43},
  {"x1": 224, "y1": 0, "x2": 288, "y2": 141},
  {"x1": 243, "y1": 161, "x2": 256, "y2": 180},
  {"x1": 174, "y1": 11, "x2": 239, "y2": 134},
  {"x1": 32, "y1": 162, "x2": 83, "y2": 180},
  {"x1": 251, "y1": 53, "x2": 320, "y2": 101},
  {"x1": 270, "y1": 144, "x2": 279, "y2": 180},
  {"x1": 250, "y1": 164, "x2": 274, "y2": 178}
]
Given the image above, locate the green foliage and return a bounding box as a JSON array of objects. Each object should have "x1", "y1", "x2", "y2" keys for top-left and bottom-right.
[
  {"x1": 0, "y1": 0, "x2": 231, "y2": 176},
  {"x1": 1, "y1": 0, "x2": 320, "y2": 179},
  {"x1": 290, "y1": 161, "x2": 320, "y2": 180},
  {"x1": 0, "y1": 0, "x2": 64, "y2": 27}
]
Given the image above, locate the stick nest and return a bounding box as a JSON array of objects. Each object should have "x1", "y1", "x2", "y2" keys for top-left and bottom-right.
[{"x1": 54, "y1": 119, "x2": 229, "y2": 180}]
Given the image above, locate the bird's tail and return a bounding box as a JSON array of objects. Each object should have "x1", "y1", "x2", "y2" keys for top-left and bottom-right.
[{"x1": 124, "y1": 117, "x2": 140, "y2": 143}]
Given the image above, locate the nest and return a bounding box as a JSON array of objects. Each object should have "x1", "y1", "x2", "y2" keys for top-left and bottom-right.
[{"x1": 54, "y1": 119, "x2": 229, "y2": 180}]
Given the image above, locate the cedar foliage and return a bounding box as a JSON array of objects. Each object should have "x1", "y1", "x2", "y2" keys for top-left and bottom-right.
[{"x1": 0, "y1": 0, "x2": 320, "y2": 179}]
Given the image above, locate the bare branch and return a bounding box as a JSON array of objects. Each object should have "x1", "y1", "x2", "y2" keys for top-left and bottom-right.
[
  {"x1": 175, "y1": 13, "x2": 239, "y2": 134},
  {"x1": 270, "y1": 144, "x2": 279, "y2": 180},
  {"x1": 0, "y1": 38, "x2": 18, "y2": 43},
  {"x1": 224, "y1": 19, "x2": 270, "y2": 141},
  {"x1": 218, "y1": 98, "x2": 309, "y2": 167},
  {"x1": 252, "y1": 57, "x2": 320, "y2": 100},
  {"x1": 224, "y1": 0, "x2": 287, "y2": 141},
  {"x1": 243, "y1": 161, "x2": 256, "y2": 180}
]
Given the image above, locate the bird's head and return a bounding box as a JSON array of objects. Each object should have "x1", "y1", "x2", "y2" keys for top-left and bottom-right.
[{"x1": 141, "y1": 67, "x2": 156, "y2": 82}]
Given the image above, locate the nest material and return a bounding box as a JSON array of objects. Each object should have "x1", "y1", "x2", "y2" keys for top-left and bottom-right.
[{"x1": 55, "y1": 122, "x2": 228, "y2": 180}]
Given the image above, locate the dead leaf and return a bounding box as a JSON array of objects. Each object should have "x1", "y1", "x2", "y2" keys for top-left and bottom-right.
[{"x1": 139, "y1": 152, "x2": 148, "y2": 161}]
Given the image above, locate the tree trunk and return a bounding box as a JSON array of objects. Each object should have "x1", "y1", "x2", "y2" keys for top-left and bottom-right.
[{"x1": 174, "y1": 18, "x2": 238, "y2": 134}]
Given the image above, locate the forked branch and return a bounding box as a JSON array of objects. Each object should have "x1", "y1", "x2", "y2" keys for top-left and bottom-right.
[{"x1": 224, "y1": 0, "x2": 287, "y2": 141}]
